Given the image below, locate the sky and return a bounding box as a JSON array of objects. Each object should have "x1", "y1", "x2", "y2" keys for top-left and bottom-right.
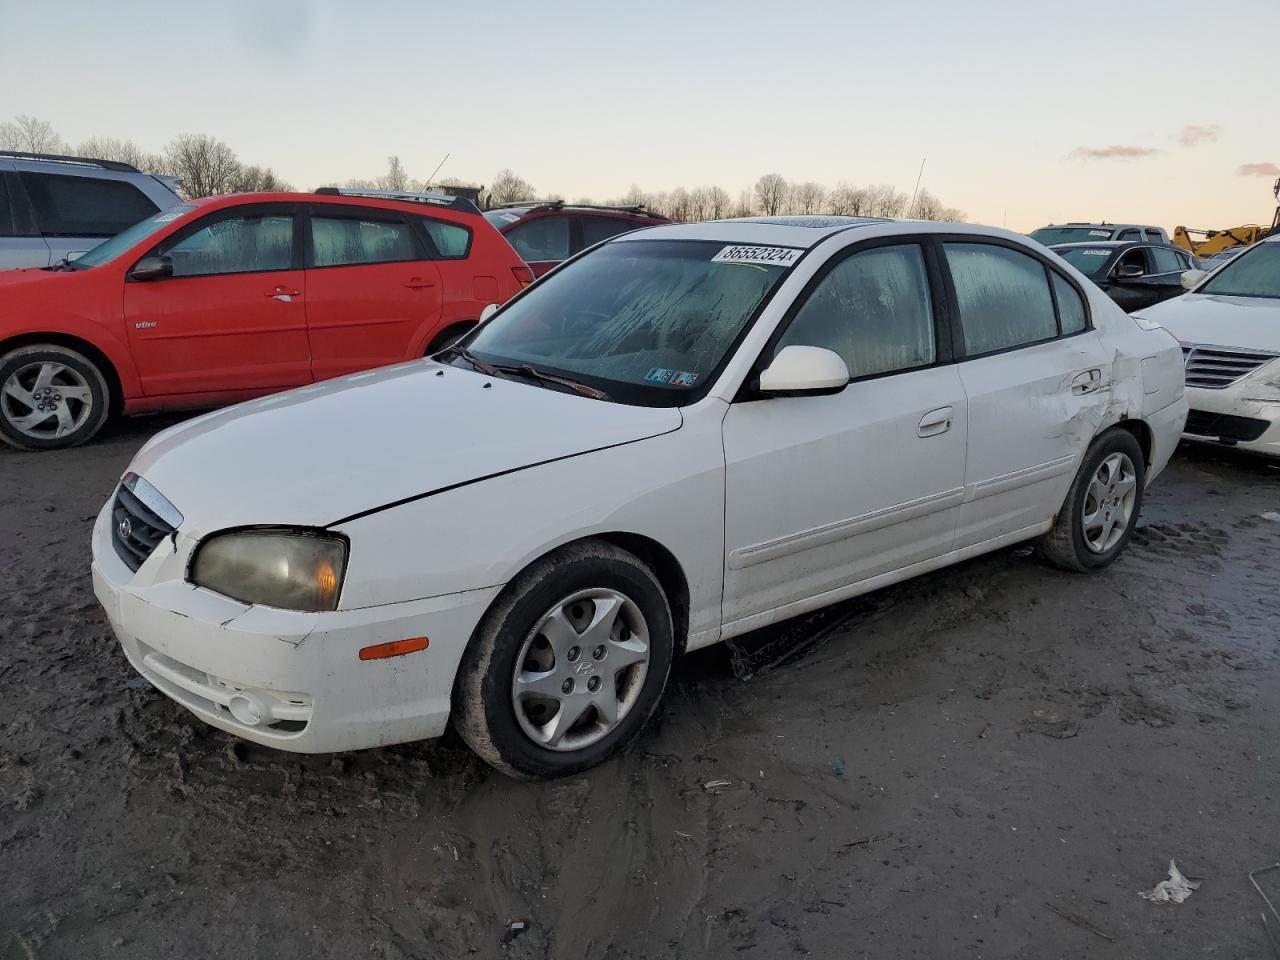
[{"x1": 1, "y1": 0, "x2": 1275, "y2": 232}]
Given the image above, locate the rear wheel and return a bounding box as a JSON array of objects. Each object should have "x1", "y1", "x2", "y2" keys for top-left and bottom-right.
[
  {"x1": 1039, "y1": 427, "x2": 1145, "y2": 572},
  {"x1": 0, "y1": 344, "x2": 111, "y2": 451},
  {"x1": 426, "y1": 322, "x2": 475, "y2": 355},
  {"x1": 453, "y1": 540, "x2": 674, "y2": 779}
]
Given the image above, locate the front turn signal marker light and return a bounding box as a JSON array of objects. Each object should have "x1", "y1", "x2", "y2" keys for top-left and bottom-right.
[{"x1": 359, "y1": 637, "x2": 429, "y2": 661}]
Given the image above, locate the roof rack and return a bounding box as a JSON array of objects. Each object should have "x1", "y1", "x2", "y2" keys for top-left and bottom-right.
[
  {"x1": 0, "y1": 149, "x2": 140, "y2": 173},
  {"x1": 491, "y1": 199, "x2": 667, "y2": 219},
  {"x1": 314, "y1": 187, "x2": 479, "y2": 214}
]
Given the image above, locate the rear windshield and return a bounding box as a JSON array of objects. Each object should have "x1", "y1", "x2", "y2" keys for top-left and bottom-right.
[
  {"x1": 460, "y1": 239, "x2": 796, "y2": 405},
  {"x1": 1198, "y1": 242, "x2": 1280, "y2": 299},
  {"x1": 1052, "y1": 246, "x2": 1115, "y2": 277},
  {"x1": 1031, "y1": 226, "x2": 1117, "y2": 245},
  {"x1": 483, "y1": 210, "x2": 525, "y2": 229},
  {"x1": 73, "y1": 204, "x2": 197, "y2": 268}
]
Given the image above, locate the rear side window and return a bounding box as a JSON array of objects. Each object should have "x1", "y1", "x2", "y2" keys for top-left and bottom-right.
[
  {"x1": 505, "y1": 216, "x2": 570, "y2": 262},
  {"x1": 418, "y1": 216, "x2": 470, "y2": 258},
  {"x1": 1051, "y1": 272, "x2": 1088, "y2": 334},
  {"x1": 580, "y1": 216, "x2": 643, "y2": 247},
  {"x1": 1151, "y1": 247, "x2": 1183, "y2": 274},
  {"x1": 944, "y1": 243, "x2": 1058, "y2": 355},
  {"x1": 1117, "y1": 229, "x2": 1141, "y2": 241},
  {"x1": 20, "y1": 172, "x2": 158, "y2": 237},
  {"x1": 777, "y1": 244, "x2": 936, "y2": 379},
  {"x1": 162, "y1": 212, "x2": 295, "y2": 277},
  {"x1": 311, "y1": 213, "x2": 417, "y2": 267},
  {"x1": 0, "y1": 175, "x2": 16, "y2": 237},
  {"x1": 1144, "y1": 229, "x2": 1165, "y2": 242}
]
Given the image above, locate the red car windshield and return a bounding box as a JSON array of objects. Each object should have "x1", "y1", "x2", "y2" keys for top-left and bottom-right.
[{"x1": 73, "y1": 204, "x2": 198, "y2": 269}]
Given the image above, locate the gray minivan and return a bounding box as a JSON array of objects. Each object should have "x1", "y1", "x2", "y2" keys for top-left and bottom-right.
[{"x1": 0, "y1": 151, "x2": 184, "y2": 269}]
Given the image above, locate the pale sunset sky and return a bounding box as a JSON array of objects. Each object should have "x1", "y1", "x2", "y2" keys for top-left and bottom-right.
[{"x1": 1, "y1": 0, "x2": 1274, "y2": 232}]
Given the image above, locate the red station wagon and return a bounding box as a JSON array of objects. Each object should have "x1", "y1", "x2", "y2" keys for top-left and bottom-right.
[{"x1": 0, "y1": 189, "x2": 531, "y2": 450}]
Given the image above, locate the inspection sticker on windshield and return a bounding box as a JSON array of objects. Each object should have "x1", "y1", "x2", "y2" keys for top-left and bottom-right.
[
  {"x1": 645, "y1": 367, "x2": 675, "y2": 383},
  {"x1": 711, "y1": 245, "x2": 803, "y2": 267}
]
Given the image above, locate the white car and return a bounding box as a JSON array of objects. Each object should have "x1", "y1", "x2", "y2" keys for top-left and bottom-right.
[
  {"x1": 1135, "y1": 236, "x2": 1280, "y2": 457},
  {"x1": 91, "y1": 216, "x2": 1188, "y2": 778}
]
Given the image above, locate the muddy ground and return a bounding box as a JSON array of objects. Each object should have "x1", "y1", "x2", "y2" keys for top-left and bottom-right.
[{"x1": 1, "y1": 416, "x2": 1278, "y2": 959}]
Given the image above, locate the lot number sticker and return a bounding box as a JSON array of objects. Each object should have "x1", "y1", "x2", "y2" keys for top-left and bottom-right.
[
  {"x1": 1089, "y1": 230, "x2": 1110, "y2": 237},
  {"x1": 712, "y1": 245, "x2": 803, "y2": 267},
  {"x1": 1083, "y1": 249, "x2": 1110, "y2": 256}
]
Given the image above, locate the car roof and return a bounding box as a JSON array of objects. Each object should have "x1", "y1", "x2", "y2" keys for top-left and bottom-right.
[
  {"x1": 1051, "y1": 239, "x2": 1182, "y2": 250},
  {"x1": 184, "y1": 191, "x2": 479, "y2": 219},
  {"x1": 613, "y1": 215, "x2": 897, "y2": 249}
]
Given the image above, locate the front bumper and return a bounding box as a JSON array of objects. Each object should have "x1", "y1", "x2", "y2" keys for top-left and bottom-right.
[
  {"x1": 1182, "y1": 385, "x2": 1280, "y2": 457},
  {"x1": 91, "y1": 501, "x2": 500, "y2": 753}
]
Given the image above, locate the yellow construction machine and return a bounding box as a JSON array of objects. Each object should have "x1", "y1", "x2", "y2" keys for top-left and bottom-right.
[{"x1": 1173, "y1": 177, "x2": 1280, "y2": 257}]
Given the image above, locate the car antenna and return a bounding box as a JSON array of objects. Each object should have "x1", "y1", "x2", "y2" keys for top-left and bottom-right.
[
  {"x1": 907, "y1": 157, "x2": 925, "y2": 218},
  {"x1": 425, "y1": 152, "x2": 450, "y2": 187}
]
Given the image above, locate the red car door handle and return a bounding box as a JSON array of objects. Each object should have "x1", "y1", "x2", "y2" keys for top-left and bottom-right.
[
  {"x1": 405, "y1": 278, "x2": 435, "y2": 289},
  {"x1": 266, "y1": 287, "x2": 301, "y2": 302}
]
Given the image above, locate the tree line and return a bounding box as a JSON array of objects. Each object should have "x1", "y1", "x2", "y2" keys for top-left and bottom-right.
[{"x1": 1, "y1": 115, "x2": 965, "y2": 221}]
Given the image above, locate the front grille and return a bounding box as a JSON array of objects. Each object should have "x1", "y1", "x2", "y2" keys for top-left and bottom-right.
[
  {"x1": 1181, "y1": 342, "x2": 1278, "y2": 389},
  {"x1": 111, "y1": 482, "x2": 176, "y2": 571},
  {"x1": 1184, "y1": 409, "x2": 1271, "y2": 442}
]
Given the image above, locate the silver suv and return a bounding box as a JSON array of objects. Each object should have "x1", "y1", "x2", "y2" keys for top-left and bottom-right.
[{"x1": 0, "y1": 151, "x2": 184, "y2": 269}]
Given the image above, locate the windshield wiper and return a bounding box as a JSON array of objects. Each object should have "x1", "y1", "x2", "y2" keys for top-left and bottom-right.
[
  {"x1": 46, "y1": 257, "x2": 84, "y2": 272},
  {"x1": 444, "y1": 345, "x2": 609, "y2": 400},
  {"x1": 446, "y1": 344, "x2": 502, "y2": 377}
]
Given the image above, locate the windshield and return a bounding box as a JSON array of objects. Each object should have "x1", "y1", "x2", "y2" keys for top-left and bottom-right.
[
  {"x1": 459, "y1": 239, "x2": 795, "y2": 405},
  {"x1": 73, "y1": 205, "x2": 197, "y2": 268},
  {"x1": 1053, "y1": 246, "x2": 1115, "y2": 277},
  {"x1": 1198, "y1": 242, "x2": 1280, "y2": 299},
  {"x1": 1031, "y1": 226, "x2": 1116, "y2": 245},
  {"x1": 483, "y1": 210, "x2": 525, "y2": 229}
]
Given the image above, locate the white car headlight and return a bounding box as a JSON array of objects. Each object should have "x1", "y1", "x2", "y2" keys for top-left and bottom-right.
[
  {"x1": 189, "y1": 529, "x2": 347, "y2": 611},
  {"x1": 1132, "y1": 313, "x2": 1162, "y2": 331}
]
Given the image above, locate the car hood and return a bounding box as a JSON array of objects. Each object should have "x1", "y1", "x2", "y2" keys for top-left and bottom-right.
[
  {"x1": 129, "y1": 361, "x2": 682, "y2": 532},
  {"x1": 1138, "y1": 293, "x2": 1280, "y2": 352}
]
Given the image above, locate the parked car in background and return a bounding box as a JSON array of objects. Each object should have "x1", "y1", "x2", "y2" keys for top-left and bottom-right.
[
  {"x1": 483, "y1": 201, "x2": 669, "y2": 277},
  {"x1": 91, "y1": 216, "x2": 1186, "y2": 778},
  {"x1": 1202, "y1": 245, "x2": 1249, "y2": 270},
  {"x1": 1134, "y1": 237, "x2": 1280, "y2": 456},
  {"x1": 0, "y1": 188, "x2": 531, "y2": 450},
  {"x1": 1050, "y1": 240, "x2": 1202, "y2": 312},
  {"x1": 0, "y1": 151, "x2": 184, "y2": 269},
  {"x1": 1030, "y1": 222, "x2": 1170, "y2": 246}
]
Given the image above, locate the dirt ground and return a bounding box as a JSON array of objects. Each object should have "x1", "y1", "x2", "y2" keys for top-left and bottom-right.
[{"x1": 1, "y1": 415, "x2": 1278, "y2": 959}]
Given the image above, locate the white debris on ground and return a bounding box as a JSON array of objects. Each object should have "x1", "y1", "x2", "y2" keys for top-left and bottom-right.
[{"x1": 1140, "y1": 859, "x2": 1201, "y2": 904}]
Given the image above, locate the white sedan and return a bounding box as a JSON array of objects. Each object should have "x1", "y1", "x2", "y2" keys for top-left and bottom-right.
[
  {"x1": 91, "y1": 216, "x2": 1188, "y2": 778},
  {"x1": 1135, "y1": 236, "x2": 1280, "y2": 457}
]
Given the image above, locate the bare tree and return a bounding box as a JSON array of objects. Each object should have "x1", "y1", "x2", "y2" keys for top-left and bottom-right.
[
  {"x1": 827, "y1": 182, "x2": 866, "y2": 216},
  {"x1": 233, "y1": 165, "x2": 293, "y2": 192},
  {"x1": 910, "y1": 188, "x2": 965, "y2": 222},
  {"x1": 705, "y1": 186, "x2": 731, "y2": 219},
  {"x1": 733, "y1": 189, "x2": 755, "y2": 218},
  {"x1": 862, "y1": 183, "x2": 908, "y2": 218},
  {"x1": 164, "y1": 134, "x2": 242, "y2": 198},
  {"x1": 486, "y1": 169, "x2": 536, "y2": 207},
  {"x1": 74, "y1": 136, "x2": 160, "y2": 171},
  {"x1": 378, "y1": 155, "x2": 410, "y2": 192},
  {"x1": 790, "y1": 181, "x2": 827, "y2": 215},
  {"x1": 0, "y1": 115, "x2": 64, "y2": 153},
  {"x1": 666, "y1": 187, "x2": 692, "y2": 223},
  {"x1": 753, "y1": 173, "x2": 787, "y2": 216}
]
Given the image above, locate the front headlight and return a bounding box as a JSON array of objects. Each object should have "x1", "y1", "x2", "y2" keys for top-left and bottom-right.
[{"x1": 189, "y1": 529, "x2": 348, "y2": 611}]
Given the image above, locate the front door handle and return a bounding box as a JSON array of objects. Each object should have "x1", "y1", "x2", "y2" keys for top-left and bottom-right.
[
  {"x1": 1071, "y1": 369, "x2": 1103, "y2": 395},
  {"x1": 918, "y1": 406, "x2": 954, "y2": 438},
  {"x1": 405, "y1": 278, "x2": 435, "y2": 289},
  {"x1": 266, "y1": 286, "x2": 301, "y2": 303}
]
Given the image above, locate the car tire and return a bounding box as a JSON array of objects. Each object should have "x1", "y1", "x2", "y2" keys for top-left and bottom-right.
[
  {"x1": 1038, "y1": 427, "x2": 1146, "y2": 573},
  {"x1": 453, "y1": 540, "x2": 675, "y2": 779},
  {"x1": 426, "y1": 322, "x2": 475, "y2": 356},
  {"x1": 0, "y1": 344, "x2": 111, "y2": 451}
]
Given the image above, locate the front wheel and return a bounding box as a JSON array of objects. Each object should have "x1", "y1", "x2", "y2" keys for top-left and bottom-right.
[
  {"x1": 453, "y1": 540, "x2": 674, "y2": 779},
  {"x1": 1039, "y1": 427, "x2": 1146, "y2": 572},
  {"x1": 0, "y1": 344, "x2": 111, "y2": 451}
]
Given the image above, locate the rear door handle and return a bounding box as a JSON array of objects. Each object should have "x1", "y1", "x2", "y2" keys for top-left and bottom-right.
[
  {"x1": 917, "y1": 406, "x2": 954, "y2": 438},
  {"x1": 266, "y1": 286, "x2": 301, "y2": 302},
  {"x1": 1071, "y1": 369, "x2": 1103, "y2": 394},
  {"x1": 405, "y1": 278, "x2": 435, "y2": 289}
]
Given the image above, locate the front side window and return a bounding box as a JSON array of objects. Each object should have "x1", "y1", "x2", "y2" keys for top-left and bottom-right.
[
  {"x1": 776, "y1": 244, "x2": 935, "y2": 379},
  {"x1": 945, "y1": 243, "x2": 1058, "y2": 355},
  {"x1": 580, "y1": 216, "x2": 643, "y2": 247},
  {"x1": 505, "y1": 215, "x2": 570, "y2": 262},
  {"x1": 161, "y1": 211, "x2": 295, "y2": 277},
  {"x1": 419, "y1": 216, "x2": 470, "y2": 258},
  {"x1": 311, "y1": 214, "x2": 417, "y2": 267},
  {"x1": 1199, "y1": 242, "x2": 1280, "y2": 299},
  {"x1": 20, "y1": 172, "x2": 158, "y2": 237},
  {"x1": 461, "y1": 239, "x2": 792, "y2": 405},
  {"x1": 1113, "y1": 247, "x2": 1148, "y2": 277}
]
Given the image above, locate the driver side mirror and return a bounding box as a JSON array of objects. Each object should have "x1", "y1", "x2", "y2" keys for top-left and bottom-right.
[
  {"x1": 1114, "y1": 263, "x2": 1144, "y2": 280},
  {"x1": 758, "y1": 345, "x2": 849, "y2": 396},
  {"x1": 478, "y1": 302, "x2": 499, "y2": 324},
  {"x1": 1180, "y1": 268, "x2": 1208, "y2": 290},
  {"x1": 128, "y1": 254, "x2": 173, "y2": 282}
]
